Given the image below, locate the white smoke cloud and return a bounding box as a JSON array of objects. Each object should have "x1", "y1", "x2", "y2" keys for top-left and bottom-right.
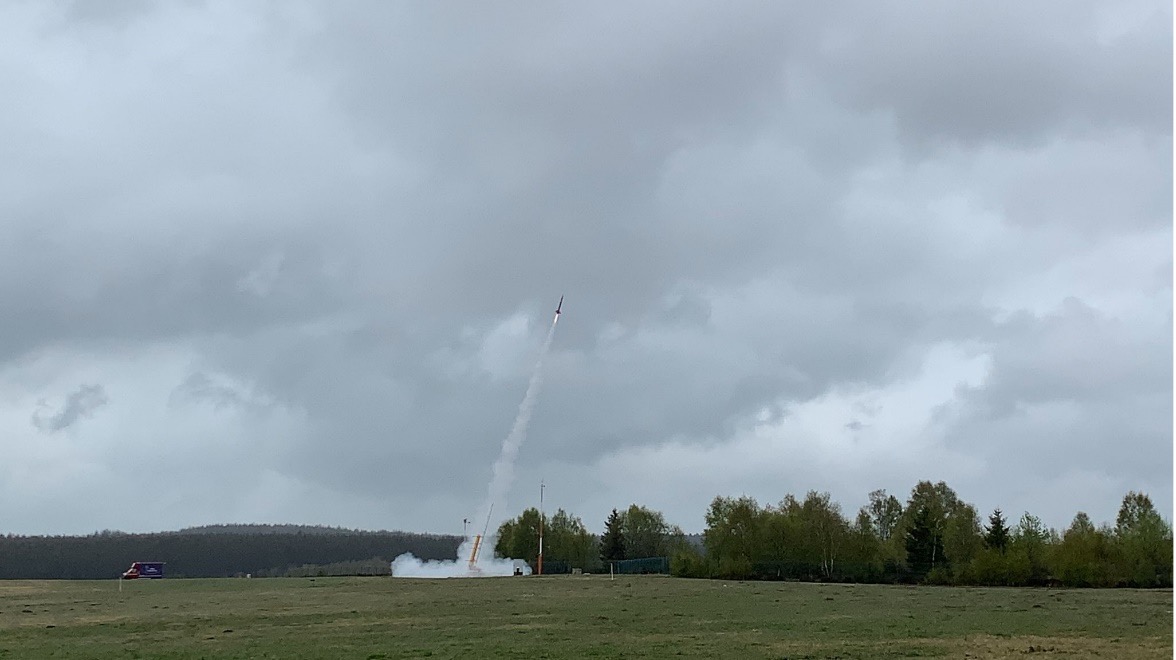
[{"x1": 391, "y1": 537, "x2": 531, "y2": 578}]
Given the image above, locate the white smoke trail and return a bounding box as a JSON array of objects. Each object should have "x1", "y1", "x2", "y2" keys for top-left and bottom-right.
[
  {"x1": 391, "y1": 313, "x2": 559, "y2": 578},
  {"x1": 474, "y1": 314, "x2": 558, "y2": 530}
]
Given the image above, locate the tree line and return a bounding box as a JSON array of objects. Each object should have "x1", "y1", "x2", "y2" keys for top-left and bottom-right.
[
  {"x1": 684, "y1": 483, "x2": 1171, "y2": 587},
  {"x1": 2, "y1": 485, "x2": 1168, "y2": 586},
  {"x1": 494, "y1": 504, "x2": 693, "y2": 573},
  {"x1": 0, "y1": 525, "x2": 461, "y2": 579},
  {"x1": 492, "y1": 483, "x2": 1171, "y2": 587}
]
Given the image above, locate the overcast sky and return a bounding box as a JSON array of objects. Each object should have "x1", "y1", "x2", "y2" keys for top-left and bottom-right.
[{"x1": 1, "y1": 1, "x2": 1171, "y2": 537}]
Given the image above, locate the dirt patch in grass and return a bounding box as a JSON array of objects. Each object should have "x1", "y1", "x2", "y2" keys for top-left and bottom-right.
[
  {"x1": 0, "y1": 584, "x2": 42, "y2": 596},
  {"x1": 958, "y1": 633, "x2": 1173, "y2": 660}
]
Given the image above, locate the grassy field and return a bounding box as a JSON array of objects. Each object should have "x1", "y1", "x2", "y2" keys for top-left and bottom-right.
[{"x1": 0, "y1": 576, "x2": 1170, "y2": 659}]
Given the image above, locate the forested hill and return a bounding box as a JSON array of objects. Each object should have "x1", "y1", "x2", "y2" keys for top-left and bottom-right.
[
  {"x1": 173, "y1": 524, "x2": 413, "y2": 536},
  {"x1": 0, "y1": 527, "x2": 462, "y2": 579}
]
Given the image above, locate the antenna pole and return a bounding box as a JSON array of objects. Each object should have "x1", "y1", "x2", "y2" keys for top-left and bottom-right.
[{"x1": 538, "y1": 480, "x2": 545, "y2": 576}]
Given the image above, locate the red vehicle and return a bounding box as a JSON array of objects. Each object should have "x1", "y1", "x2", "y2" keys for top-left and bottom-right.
[{"x1": 121, "y1": 562, "x2": 165, "y2": 579}]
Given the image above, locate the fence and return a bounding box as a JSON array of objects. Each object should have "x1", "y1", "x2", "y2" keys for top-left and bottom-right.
[{"x1": 610, "y1": 557, "x2": 670, "y2": 575}]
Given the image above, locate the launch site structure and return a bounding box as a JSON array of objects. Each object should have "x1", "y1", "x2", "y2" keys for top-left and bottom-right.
[{"x1": 467, "y1": 504, "x2": 494, "y2": 572}]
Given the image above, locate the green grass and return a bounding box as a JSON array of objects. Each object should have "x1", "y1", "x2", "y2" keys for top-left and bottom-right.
[{"x1": 0, "y1": 576, "x2": 1170, "y2": 658}]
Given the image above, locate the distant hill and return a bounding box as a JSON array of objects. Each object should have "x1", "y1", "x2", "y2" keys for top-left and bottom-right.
[
  {"x1": 0, "y1": 525, "x2": 463, "y2": 579},
  {"x1": 173, "y1": 524, "x2": 453, "y2": 537}
]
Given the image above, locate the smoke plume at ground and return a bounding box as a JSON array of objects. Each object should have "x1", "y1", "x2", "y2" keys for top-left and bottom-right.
[{"x1": 390, "y1": 538, "x2": 532, "y2": 578}]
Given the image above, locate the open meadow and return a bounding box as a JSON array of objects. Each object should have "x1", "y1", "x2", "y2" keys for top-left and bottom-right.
[{"x1": 0, "y1": 576, "x2": 1170, "y2": 659}]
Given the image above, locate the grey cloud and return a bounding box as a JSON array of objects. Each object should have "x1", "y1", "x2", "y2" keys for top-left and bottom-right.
[
  {"x1": 0, "y1": 239, "x2": 344, "y2": 364},
  {"x1": 62, "y1": 0, "x2": 153, "y2": 26},
  {"x1": 961, "y1": 134, "x2": 1172, "y2": 235},
  {"x1": 816, "y1": 1, "x2": 1172, "y2": 150},
  {"x1": 32, "y1": 384, "x2": 109, "y2": 433},
  {"x1": 960, "y1": 297, "x2": 1171, "y2": 416},
  {"x1": 169, "y1": 372, "x2": 269, "y2": 412},
  {"x1": 937, "y1": 297, "x2": 1171, "y2": 510}
]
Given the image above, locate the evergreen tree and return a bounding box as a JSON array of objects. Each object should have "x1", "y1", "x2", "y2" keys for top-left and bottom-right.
[
  {"x1": 904, "y1": 504, "x2": 944, "y2": 577},
  {"x1": 984, "y1": 508, "x2": 1010, "y2": 552},
  {"x1": 600, "y1": 508, "x2": 626, "y2": 561},
  {"x1": 903, "y1": 481, "x2": 969, "y2": 579}
]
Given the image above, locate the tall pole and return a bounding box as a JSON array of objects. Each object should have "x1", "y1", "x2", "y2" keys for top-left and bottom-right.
[{"x1": 538, "y1": 480, "x2": 545, "y2": 576}]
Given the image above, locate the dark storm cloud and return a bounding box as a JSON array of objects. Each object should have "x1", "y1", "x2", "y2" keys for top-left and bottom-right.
[
  {"x1": 0, "y1": 1, "x2": 1168, "y2": 533},
  {"x1": 32, "y1": 384, "x2": 109, "y2": 433}
]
